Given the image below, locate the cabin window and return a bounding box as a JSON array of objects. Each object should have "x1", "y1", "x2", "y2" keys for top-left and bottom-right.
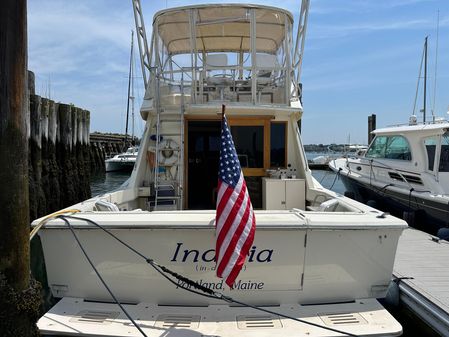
[
  {"x1": 385, "y1": 136, "x2": 411, "y2": 160},
  {"x1": 366, "y1": 136, "x2": 387, "y2": 158},
  {"x1": 228, "y1": 117, "x2": 275, "y2": 209},
  {"x1": 270, "y1": 122, "x2": 287, "y2": 167},
  {"x1": 439, "y1": 132, "x2": 449, "y2": 172},
  {"x1": 231, "y1": 126, "x2": 264, "y2": 168},
  {"x1": 424, "y1": 137, "x2": 437, "y2": 171},
  {"x1": 366, "y1": 135, "x2": 411, "y2": 161}
]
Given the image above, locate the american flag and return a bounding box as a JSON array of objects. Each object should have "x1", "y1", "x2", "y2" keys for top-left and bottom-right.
[{"x1": 215, "y1": 110, "x2": 256, "y2": 288}]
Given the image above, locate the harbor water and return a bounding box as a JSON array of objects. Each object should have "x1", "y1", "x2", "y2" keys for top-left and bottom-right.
[{"x1": 90, "y1": 159, "x2": 440, "y2": 337}]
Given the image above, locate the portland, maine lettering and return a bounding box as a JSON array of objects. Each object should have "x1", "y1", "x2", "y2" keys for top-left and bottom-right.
[
  {"x1": 170, "y1": 242, "x2": 274, "y2": 263},
  {"x1": 177, "y1": 278, "x2": 264, "y2": 291}
]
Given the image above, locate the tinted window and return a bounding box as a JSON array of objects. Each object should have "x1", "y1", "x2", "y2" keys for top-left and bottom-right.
[
  {"x1": 440, "y1": 132, "x2": 449, "y2": 172},
  {"x1": 424, "y1": 137, "x2": 437, "y2": 171},
  {"x1": 270, "y1": 122, "x2": 286, "y2": 167},
  {"x1": 231, "y1": 125, "x2": 264, "y2": 168}
]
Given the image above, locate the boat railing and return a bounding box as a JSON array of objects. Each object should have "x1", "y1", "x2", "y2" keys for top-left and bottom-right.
[
  {"x1": 354, "y1": 157, "x2": 427, "y2": 192},
  {"x1": 155, "y1": 62, "x2": 288, "y2": 106}
]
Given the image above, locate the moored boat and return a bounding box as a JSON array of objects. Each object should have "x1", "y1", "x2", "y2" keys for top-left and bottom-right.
[
  {"x1": 330, "y1": 37, "x2": 449, "y2": 236},
  {"x1": 33, "y1": 1, "x2": 407, "y2": 336},
  {"x1": 105, "y1": 146, "x2": 139, "y2": 172},
  {"x1": 329, "y1": 117, "x2": 449, "y2": 235}
]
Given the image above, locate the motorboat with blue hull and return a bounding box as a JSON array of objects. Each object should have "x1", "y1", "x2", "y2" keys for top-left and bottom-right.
[
  {"x1": 33, "y1": 1, "x2": 407, "y2": 336},
  {"x1": 330, "y1": 119, "x2": 449, "y2": 235}
]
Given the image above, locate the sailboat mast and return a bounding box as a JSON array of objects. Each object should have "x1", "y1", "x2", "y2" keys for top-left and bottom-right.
[
  {"x1": 423, "y1": 36, "x2": 427, "y2": 124},
  {"x1": 125, "y1": 30, "x2": 134, "y2": 147}
]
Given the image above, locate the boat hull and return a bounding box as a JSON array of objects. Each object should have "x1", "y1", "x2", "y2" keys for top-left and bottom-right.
[
  {"x1": 335, "y1": 167, "x2": 448, "y2": 235},
  {"x1": 38, "y1": 211, "x2": 404, "y2": 306},
  {"x1": 105, "y1": 159, "x2": 136, "y2": 172}
]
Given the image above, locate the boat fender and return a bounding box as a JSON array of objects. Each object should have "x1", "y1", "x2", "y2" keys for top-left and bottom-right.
[
  {"x1": 367, "y1": 199, "x2": 377, "y2": 208},
  {"x1": 403, "y1": 210, "x2": 426, "y2": 229},
  {"x1": 384, "y1": 280, "x2": 400, "y2": 307},
  {"x1": 437, "y1": 227, "x2": 449, "y2": 241},
  {"x1": 402, "y1": 210, "x2": 415, "y2": 227},
  {"x1": 344, "y1": 191, "x2": 355, "y2": 199},
  {"x1": 385, "y1": 277, "x2": 413, "y2": 307}
]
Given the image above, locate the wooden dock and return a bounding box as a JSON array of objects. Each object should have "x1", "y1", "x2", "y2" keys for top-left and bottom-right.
[{"x1": 393, "y1": 228, "x2": 449, "y2": 336}]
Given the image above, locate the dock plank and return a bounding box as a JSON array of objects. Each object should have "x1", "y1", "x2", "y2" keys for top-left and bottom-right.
[{"x1": 393, "y1": 228, "x2": 449, "y2": 335}]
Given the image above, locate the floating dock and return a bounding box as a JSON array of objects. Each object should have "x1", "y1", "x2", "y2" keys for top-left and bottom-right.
[{"x1": 393, "y1": 228, "x2": 449, "y2": 336}]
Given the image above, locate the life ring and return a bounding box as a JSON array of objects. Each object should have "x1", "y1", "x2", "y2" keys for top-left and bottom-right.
[{"x1": 158, "y1": 139, "x2": 179, "y2": 167}]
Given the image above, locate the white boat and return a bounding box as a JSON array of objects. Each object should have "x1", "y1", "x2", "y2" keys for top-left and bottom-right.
[
  {"x1": 33, "y1": 2, "x2": 407, "y2": 336},
  {"x1": 345, "y1": 144, "x2": 368, "y2": 157},
  {"x1": 329, "y1": 117, "x2": 449, "y2": 235},
  {"x1": 105, "y1": 146, "x2": 139, "y2": 172},
  {"x1": 104, "y1": 31, "x2": 139, "y2": 173},
  {"x1": 329, "y1": 36, "x2": 449, "y2": 236}
]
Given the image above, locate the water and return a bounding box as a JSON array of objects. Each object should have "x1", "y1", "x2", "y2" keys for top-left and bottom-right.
[
  {"x1": 89, "y1": 164, "x2": 438, "y2": 337},
  {"x1": 90, "y1": 171, "x2": 131, "y2": 196}
]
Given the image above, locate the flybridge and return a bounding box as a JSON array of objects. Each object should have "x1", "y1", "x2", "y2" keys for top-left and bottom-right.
[{"x1": 132, "y1": 1, "x2": 309, "y2": 108}]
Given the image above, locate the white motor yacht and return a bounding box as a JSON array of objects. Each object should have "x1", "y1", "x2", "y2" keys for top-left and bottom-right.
[
  {"x1": 105, "y1": 146, "x2": 139, "y2": 172},
  {"x1": 330, "y1": 117, "x2": 449, "y2": 235},
  {"x1": 34, "y1": 2, "x2": 407, "y2": 336}
]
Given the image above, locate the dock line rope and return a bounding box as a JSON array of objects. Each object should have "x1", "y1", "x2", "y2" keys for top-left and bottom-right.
[
  {"x1": 29, "y1": 209, "x2": 81, "y2": 241},
  {"x1": 59, "y1": 214, "x2": 360, "y2": 337},
  {"x1": 329, "y1": 167, "x2": 341, "y2": 190},
  {"x1": 58, "y1": 216, "x2": 149, "y2": 337}
]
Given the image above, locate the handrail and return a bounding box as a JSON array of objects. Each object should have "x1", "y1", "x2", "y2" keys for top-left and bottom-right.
[{"x1": 357, "y1": 157, "x2": 431, "y2": 193}]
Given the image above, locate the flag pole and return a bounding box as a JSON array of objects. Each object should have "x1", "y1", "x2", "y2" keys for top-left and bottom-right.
[{"x1": 221, "y1": 104, "x2": 226, "y2": 119}]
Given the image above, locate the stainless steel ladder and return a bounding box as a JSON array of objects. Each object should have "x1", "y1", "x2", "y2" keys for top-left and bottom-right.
[{"x1": 153, "y1": 75, "x2": 185, "y2": 210}]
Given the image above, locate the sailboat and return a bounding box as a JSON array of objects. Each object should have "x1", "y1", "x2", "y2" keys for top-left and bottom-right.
[
  {"x1": 330, "y1": 36, "x2": 449, "y2": 236},
  {"x1": 105, "y1": 31, "x2": 139, "y2": 172},
  {"x1": 34, "y1": 1, "x2": 407, "y2": 336}
]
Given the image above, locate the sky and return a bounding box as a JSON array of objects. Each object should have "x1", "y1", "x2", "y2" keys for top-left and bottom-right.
[{"x1": 28, "y1": 0, "x2": 449, "y2": 145}]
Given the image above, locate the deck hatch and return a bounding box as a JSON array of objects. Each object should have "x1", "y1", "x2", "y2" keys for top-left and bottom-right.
[
  {"x1": 69, "y1": 310, "x2": 120, "y2": 324},
  {"x1": 236, "y1": 315, "x2": 282, "y2": 329},
  {"x1": 154, "y1": 314, "x2": 201, "y2": 329},
  {"x1": 319, "y1": 312, "x2": 368, "y2": 326}
]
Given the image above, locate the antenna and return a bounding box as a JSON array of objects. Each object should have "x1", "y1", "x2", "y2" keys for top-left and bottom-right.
[
  {"x1": 412, "y1": 42, "x2": 424, "y2": 117},
  {"x1": 423, "y1": 36, "x2": 427, "y2": 124},
  {"x1": 431, "y1": 10, "x2": 439, "y2": 122}
]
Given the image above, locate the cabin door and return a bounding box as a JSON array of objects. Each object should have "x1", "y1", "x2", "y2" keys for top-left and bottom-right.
[{"x1": 187, "y1": 120, "x2": 221, "y2": 209}]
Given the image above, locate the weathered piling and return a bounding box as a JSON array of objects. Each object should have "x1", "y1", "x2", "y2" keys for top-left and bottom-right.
[
  {"x1": 57, "y1": 103, "x2": 77, "y2": 207},
  {"x1": 0, "y1": 1, "x2": 41, "y2": 336},
  {"x1": 27, "y1": 93, "x2": 94, "y2": 218},
  {"x1": 29, "y1": 94, "x2": 47, "y2": 219}
]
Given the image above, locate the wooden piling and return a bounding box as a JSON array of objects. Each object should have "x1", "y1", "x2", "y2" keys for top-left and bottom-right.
[
  {"x1": 57, "y1": 103, "x2": 77, "y2": 207},
  {"x1": 29, "y1": 94, "x2": 46, "y2": 219},
  {"x1": 46, "y1": 100, "x2": 60, "y2": 212},
  {"x1": 0, "y1": 0, "x2": 29, "y2": 290},
  {"x1": 0, "y1": 1, "x2": 41, "y2": 335}
]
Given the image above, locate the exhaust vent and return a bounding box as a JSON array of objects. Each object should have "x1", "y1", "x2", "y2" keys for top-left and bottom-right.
[
  {"x1": 70, "y1": 310, "x2": 119, "y2": 325},
  {"x1": 319, "y1": 312, "x2": 368, "y2": 326},
  {"x1": 237, "y1": 315, "x2": 282, "y2": 329},
  {"x1": 154, "y1": 314, "x2": 201, "y2": 329}
]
